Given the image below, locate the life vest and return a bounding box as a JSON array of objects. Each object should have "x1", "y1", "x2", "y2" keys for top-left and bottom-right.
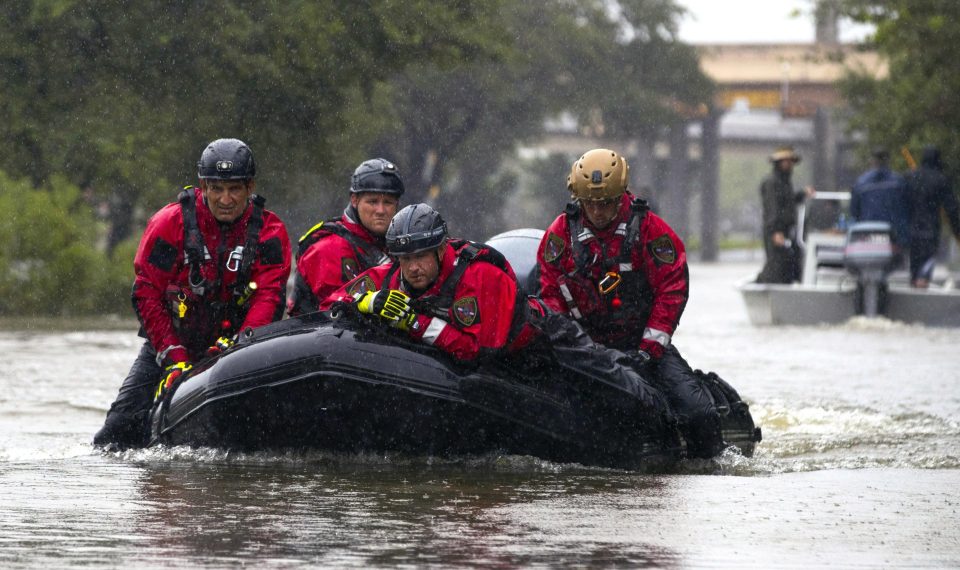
[
  {"x1": 560, "y1": 197, "x2": 653, "y2": 336},
  {"x1": 290, "y1": 219, "x2": 390, "y2": 315},
  {"x1": 385, "y1": 239, "x2": 530, "y2": 347},
  {"x1": 174, "y1": 187, "x2": 265, "y2": 345}
]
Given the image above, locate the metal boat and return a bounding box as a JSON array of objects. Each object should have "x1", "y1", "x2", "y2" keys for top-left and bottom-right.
[{"x1": 738, "y1": 192, "x2": 960, "y2": 326}]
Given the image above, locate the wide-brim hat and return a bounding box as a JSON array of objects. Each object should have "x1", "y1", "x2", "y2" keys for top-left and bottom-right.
[{"x1": 769, "y1": 146, "x2": 801, "y2": 163}]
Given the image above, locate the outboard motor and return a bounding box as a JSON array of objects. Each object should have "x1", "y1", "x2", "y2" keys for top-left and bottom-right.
[{"x1": 843, "y1": 221, "x2": 897, "y2": 317}]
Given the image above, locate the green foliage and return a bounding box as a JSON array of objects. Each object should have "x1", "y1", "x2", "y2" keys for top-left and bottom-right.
[
  {"x1": 0, "y1": 171, "x2": 133, "y2": 315},
  {"x1": 0, "y1": 1, "x2": 709, "y2": 314},
  {"x1": 0, "y1": 0, "x2": 512, "y2": 227},
  {"x1": 838, "y1": 1, "x2": 960, "y2": 178},
  {"x1": 375, "y1": 0, "x2": 712, "y2": 237}
]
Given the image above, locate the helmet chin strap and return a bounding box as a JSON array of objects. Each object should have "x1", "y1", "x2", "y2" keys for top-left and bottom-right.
[{"x1": 344, "y1": 203, "x2": 359, "y2": 224}]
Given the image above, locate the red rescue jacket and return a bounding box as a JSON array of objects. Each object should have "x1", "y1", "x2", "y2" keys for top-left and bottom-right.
[
  {"x1": 132, "y1": 187, "x2": 291, "y2": 364},
  {"x1": 537, "y1": 192, "x2": 688, "y2": 357},
  {"x1": 289, "y1": 208, "x2": 389, "y2": 316},
  {"x1": 323, "y1": 240, "x2": 539, "y2": 361}
]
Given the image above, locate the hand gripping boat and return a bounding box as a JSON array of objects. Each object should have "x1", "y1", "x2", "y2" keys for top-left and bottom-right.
[{"x1": 148, "y1": 231, "x2": 760, "y2": 469}]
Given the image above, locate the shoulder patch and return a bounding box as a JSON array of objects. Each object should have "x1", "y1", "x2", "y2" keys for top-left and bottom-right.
[
  {"x1": 452, "y1": 296, "x2": 480, "y2": 327},
  {"x1": 341, "y1": 257, "x2": 360, "y2": 281},
  {"x1": 259, "y1": 237, "x2": 284, "y2": 265},
  {"x1": 346, "y1": 275, "x2": 377, "y2": 298},
  {"x1": 148, "y1": 237, "x2": 179, "y2": 272},
  {"x1": 649, "y1": 234, "x2": 677, "y2": 265},
  {"x1": 544, "y1": 232, "x2": 566, "y2": 263}
]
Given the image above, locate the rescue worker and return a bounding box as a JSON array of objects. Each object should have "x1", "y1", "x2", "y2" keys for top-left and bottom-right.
[
  {"x1": 536, "y1": 148, "x2": 723, "y2": 458},
  {"x1": 289, "y1": 158, "x2": 403, "y2": 315},
  {"x1": 322, "y1": 203, "x2": 538, "y2": 361},
  {"x1": 93, "y1": 138, "x2": 292, "y2": 449},
  {"x1": 757, "y1": 145, "x2": 816, "y2": 284}
]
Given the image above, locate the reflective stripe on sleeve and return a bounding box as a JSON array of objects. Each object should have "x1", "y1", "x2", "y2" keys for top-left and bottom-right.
[
  {"x1": 558, "y1": 283, "x2": 583, "y2": 320},
  {"x1": 421, "y1": 317, "x2": 449, "y2": 346},
  {"x1": 642, "y1": 327, "x2": 672, "y2": 347}
]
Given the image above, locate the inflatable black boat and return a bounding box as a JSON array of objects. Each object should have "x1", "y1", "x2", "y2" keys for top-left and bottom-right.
[{"x1": 147, "y1": 230, "x2": 761, "y2": 469}]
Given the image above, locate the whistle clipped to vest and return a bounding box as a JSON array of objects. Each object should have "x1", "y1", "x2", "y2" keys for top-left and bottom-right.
[{"x1": 177, "y1": 292, "x2": 188, "y2": 318}]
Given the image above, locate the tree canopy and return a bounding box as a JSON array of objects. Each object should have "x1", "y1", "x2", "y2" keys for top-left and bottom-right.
[
  {"x1": 838, "y1": 0, "x2": 960, "y2": 178},
  {"x1": 0, "y1": 0, "x2": 513, "y2": 247},
  {"x1": 372, "y1": 0, "x2": 711, "y2": 236},
  {"x1": 0, "y1": 0, "x2": 712, "y2": 315}
]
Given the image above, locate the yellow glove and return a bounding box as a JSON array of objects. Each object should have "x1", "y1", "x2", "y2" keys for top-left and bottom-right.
[
  {"x1": 356, "y1": 289, "x2": 416, "y2": 327},
  {"x1": 391, "y1": 303, "x2": 417, "y2": 331},
  {"x1": 356, "y1": 289, "x2": 386, "y2": 315},
  {"x1": 395, "y1": 312, "x2": 416, "y2": 331},
  {"x1": 206, "y1": 336, "x2": 235, "y2": 357},
  {"x1": 154, "y1": 361, "x2": 192, "y2": 401}
]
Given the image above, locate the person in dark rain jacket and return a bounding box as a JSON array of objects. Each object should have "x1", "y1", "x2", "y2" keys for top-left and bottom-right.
[
  {"x1": 905, "y1": 146, "x2": 960, "y2": 288},
  {"x1": 93, "y1": 138, "x2": 291, "y2": 449},
  {"x1": 756, "y1": 145, "x2": 815, "y2": 284},
  {"x1": 851, "y1": 148, "x2": 910, "y2": 249}
]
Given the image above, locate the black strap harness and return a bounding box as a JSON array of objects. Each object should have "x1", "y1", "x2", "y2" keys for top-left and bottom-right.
[
  {"x1": 559, "y1": 197, "x2": 652, "y2": 328},
  {"x1": 296, "y1": 219, "x2": 388, "y2": 270},
  {"x1": 178, "y1": 186, "x2": 265, "y2": 315},
  {"x1": 566, "y1": 197, "x2": 649, "y2": 277},
  {"x1": 290, "y1": 220, "x2": 389, "y2": 315}
]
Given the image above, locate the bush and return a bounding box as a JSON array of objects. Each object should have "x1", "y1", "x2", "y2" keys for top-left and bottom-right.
[{"x1": 0, "y1": 171, "x2": 135, "y2": 316}]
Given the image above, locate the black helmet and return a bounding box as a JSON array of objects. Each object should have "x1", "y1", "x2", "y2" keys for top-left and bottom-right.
[
  {"x1": 350, "y1": 158, "x2": 405, "y2": 196},
  {"x1": 197, "y1": 138, "x2": 256, "y2": 180},
  {"x1": 385, "y1": 203, "x2": 447, "y2": 255},
  {"x1": 871, "y1": 147, "x2": 890, "y2": 163}
]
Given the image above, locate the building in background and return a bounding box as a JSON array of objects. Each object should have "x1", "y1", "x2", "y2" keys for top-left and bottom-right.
[{"x1": 519, "y1": 6, "x2": 886, "y2": 260}]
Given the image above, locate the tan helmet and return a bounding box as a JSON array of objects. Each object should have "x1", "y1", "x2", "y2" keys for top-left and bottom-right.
[
  {"x1": 769, "y1": 145, "x2": 801, "y2": 164},
  {"x1": 568, "y1": 149, "x2": 629, "y2": 201}
]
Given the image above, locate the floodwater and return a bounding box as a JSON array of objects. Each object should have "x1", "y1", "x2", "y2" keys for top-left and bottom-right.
[{"x1": 2, "y1": 261, "x2": 958, "y2": 568}]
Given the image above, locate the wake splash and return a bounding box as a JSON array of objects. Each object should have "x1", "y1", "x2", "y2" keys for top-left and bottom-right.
[
  {"x1": 101, "y1": 445, "x2": 604, "y2": 474},
  {"x1": 13, "y1": 398, "x2": 958, "y2": 478},
  {"x1": 725, "y1": 401, "x2": 960, "y2": 475}
]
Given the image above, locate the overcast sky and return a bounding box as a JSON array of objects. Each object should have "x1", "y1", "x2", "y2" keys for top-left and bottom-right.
[{"x1": 674, "y1": 0, "x2": 874, "y2": 44}]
